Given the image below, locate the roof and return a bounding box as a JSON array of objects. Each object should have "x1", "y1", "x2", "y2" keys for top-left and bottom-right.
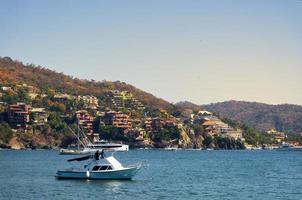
[
  {"x1": 106, "y1": 156, "x2": 123, "y2": 170},
  {"x1": 202, "y1": 120, "x2": 217, "y2": 126},
  {"x1": 198, "y1": 110, "x2": 212, "y2": 115}
]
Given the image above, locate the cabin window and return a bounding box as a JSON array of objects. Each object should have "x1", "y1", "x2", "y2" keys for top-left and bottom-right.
[
  {"x1": 92, "y1": 166, "x2": 100, "y2": 171},
  {"x1": 99, "y1": 166, "x2": 108, "y2": 170}
]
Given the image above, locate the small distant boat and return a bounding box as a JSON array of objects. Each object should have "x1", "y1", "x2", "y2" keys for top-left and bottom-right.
[
  {"x1": 276, "y1": 143, "x2": 302, "y2": 151},
  {"x1": 55, "y1": 152, "x2": 141, "y2": 180},
  {"x1": 164, "y1": 146, "x2": 178, "y2": 151}
]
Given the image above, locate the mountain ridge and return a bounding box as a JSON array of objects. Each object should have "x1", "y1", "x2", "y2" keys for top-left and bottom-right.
[
  {"x1": 1, "y1": 56, "x2": 302, "y2": 135},
  {"x1": 176, "y1": 100, "x2": 302, "y2": 134},
  {"x1": 0, "y1": 56, "x2": 174, "y2": 111}
]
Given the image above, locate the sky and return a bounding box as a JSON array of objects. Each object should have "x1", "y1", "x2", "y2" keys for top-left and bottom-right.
[{"x1": 0, "y1": 0, "x2": 301, "y2": 105}]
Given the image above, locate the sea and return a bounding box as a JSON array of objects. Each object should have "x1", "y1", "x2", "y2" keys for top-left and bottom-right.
[{"x1": 0, "y1": 149, "x2": 302, "y2": 200}]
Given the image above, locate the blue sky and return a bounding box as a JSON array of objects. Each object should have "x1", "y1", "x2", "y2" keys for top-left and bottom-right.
[{"x1": 1, "y1": 0, "x2": 301, "y2": 105}]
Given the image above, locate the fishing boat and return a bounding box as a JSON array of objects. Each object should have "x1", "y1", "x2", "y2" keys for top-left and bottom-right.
[{"x1": 56, "y1": 152, "x2": 141, "y2": 180}]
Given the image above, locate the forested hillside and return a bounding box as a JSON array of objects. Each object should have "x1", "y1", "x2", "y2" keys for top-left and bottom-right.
[
  {"x1": 203, "y1": 100, "x2": 302, "y2": 134},
  {"x1": 0, "y1": 57, "x2": 172, "y2": 111}
]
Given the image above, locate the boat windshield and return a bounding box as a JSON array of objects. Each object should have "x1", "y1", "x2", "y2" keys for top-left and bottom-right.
[{"x1": 92, "y1": 165, "x2": 113, "y2": 171}]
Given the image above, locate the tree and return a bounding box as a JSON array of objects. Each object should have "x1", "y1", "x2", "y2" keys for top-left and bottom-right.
[
  {"x1": 17, "y1": 88, "x2": 30, "y2": 104},
  {"x1": 203, "y1": 135, "x2": 213, "y2": 147},
  {"x1": 49, "y1": 103, "x2": 66, "y2": 113},
  {"x1": 48, "y1": 112, "x2": 67, "y2": 132},
  {"x1": 0, "y1": 122, "x2": 13, "y2": 144}
]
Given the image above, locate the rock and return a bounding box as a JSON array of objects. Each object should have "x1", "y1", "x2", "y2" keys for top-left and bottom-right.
[
  {"x1": 0, "y1": 143, "x2": 11, "y2": 149},
  {"x1": 9, "y1": 137, "x2": 25, "y2": 150}
]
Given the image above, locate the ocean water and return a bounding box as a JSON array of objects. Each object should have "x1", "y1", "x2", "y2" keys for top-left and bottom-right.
[{"x1": 0, "y1": 149, "x2": 302, "y2": 200}]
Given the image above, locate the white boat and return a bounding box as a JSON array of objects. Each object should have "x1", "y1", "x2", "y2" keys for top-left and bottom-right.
[
  {"x1": 164, "y1": 146, "x2": 178, "y2": 151},
  {"x1": 83, "y1": 140, "x2": 129, "y2": 152},
  {"x1": 276, "y1": 143, "x2": 302, "y2": 151},
  {"x1": 59, "y1": 123, "x2": 129, "y2": 155},
  {"x1": 59, "y1": 148, "x2": 88, "y2": 155},
  {"x1": 56, "y1": 152, "x2": 141, "y2": 180},
  {"x1": 60, "y1": 141, "x2": 129, "y2": 155}
]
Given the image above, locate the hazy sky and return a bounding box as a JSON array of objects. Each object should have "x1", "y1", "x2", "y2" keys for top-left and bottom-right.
[{"x1": 1, "y1": 0, "x2": 301, "y2": 105}]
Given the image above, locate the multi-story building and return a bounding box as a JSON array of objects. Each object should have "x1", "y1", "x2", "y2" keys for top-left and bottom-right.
[
  {"x1": 109, "y1": 90, "x2": 145, "y2": 110},
  {"x1": 8, "y1": 103, "x2": 30, "y2": 129},
  {"x1": 196, "y1": 110, "x2": 243, "y2": 140},
  {"x1": 75, "y1": 110, "x2": 94, "y2": 134},
  {"x1": 144, "y1": 118, "x2": 165, "y2": 132},
  {"x1": 112, "y1": 112, "x2": 132, "y2": 129},
  {"x1": 30, "y1": 107, "x2": 48, "y2": 126},
  {"x1": 267, "y1": 129, "x2": 286, "y2": 143},
  {"x1": 77, "y1": 95, "x2": 99, "y2": 110},
  {"x1": 220, "y1": 127, "x2": 243, "y2": 140},
  {"x1": 202, "y1": 119, "x2": 243, "y2": 140},
  {"x1": 101, "y1": 111, "x2": 132, "y2": 129},
  {"x1": 191, "y1": 110, "x2": 220, "y2": 125}
]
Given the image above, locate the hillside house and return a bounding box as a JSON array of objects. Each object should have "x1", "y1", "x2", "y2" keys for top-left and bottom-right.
[
  {"x1": 267, "y1": 129, "x2": 286, "y2": 143},
  {"x1": 109, "y1": 90, "x2": 144, "y2": 110},
  {"x1": 8, "y1": 103, "x2": 30, "y2": 129},
  {"x1": 75, "y1": 110, "x2": 94, "y2": 134},
  {"x1": 101, "y1": 111, "x2": 132, "y2": 129},
  {"x1": 30, "y1": 107, "x2": 48, "y2": 126},
  {"x1": 77, "y1": 95, "x2": 99, "y2": 110}
]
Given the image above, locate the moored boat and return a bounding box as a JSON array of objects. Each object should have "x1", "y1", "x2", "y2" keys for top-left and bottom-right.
[
  {"x1": 56, "y1": 152, "x2": 141, "y2": 180},
  {"x1": 59, "y1": 148, "x2": 88, "y2": 155},
  {"x1": 83, "y1": 140, "x2": 129, "y2": 152}
]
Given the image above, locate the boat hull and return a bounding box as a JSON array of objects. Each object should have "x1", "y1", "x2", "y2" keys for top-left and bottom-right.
[
  {"x1": 59, "y1": 149, "x2": 89, "y2": 155},
  {"x1": 55, "y1": 167, "x2": 139, "y2": 180}
]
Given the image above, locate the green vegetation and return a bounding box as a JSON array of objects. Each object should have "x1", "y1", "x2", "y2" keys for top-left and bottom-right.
[
  {"x1": 98, "y1": 125, "x2": 136, "y2": 142},
  {"x1": 286, "y1": 134, "x2": 302, "y2": 144},
  {"x1": 0, "y1": 122, "x2": 13, "y2": 144},
  {"x1": 1, "y1": 57, "x2": 301, "y2": 149},
  {"x1": 203, "y1": 100, "x2": 302, "y2": 134},
  {"x1": 152, "y1": 126, "x2": 181, "y2": 142},
  {"x1": 48, "y1": 113, "x2": 67, "y2": 133},
  {"x1": 202, "y1": 135, "x2": 244, "y2": 149},
  {"x1": 222, "y1": 118, "x2": 277, "y2": 145},
  {"x1": 0, "y1": 57, "x2": 174, "y2": 111}
]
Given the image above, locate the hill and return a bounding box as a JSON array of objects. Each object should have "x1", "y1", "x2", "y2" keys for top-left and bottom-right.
[
  {"x1": 0, "y1": 57, "x2": 172, "y2": 110},
  {"x1": 203, "y1": 100, "x2": 302, "y2": 134},
  {"x1": 0, "y1": 56, "x2": 191, "y2": 149}
]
